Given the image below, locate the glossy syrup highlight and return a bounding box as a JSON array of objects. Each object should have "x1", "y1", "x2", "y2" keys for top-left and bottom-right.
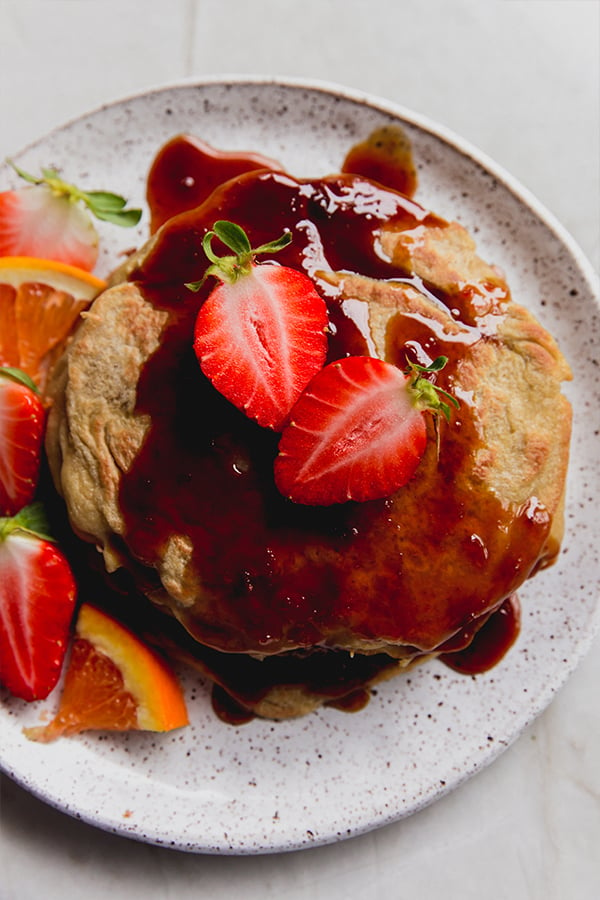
[{"x1": 113, "y1": 134, "x2": 545, "y2": 715}]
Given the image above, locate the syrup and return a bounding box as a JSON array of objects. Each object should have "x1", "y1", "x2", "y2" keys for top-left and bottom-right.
[
  {"x1": 342, "y1": 124, "x2": 418, "y2": 198},
  {"x1": 211, "y1": 685, "x2": 255, "y2": 726},
  {"x1": 114, "y1": 136, "x2": 547, "y2": 698},
  {"x1": 146, "y1": 134, "x2": 283, "y2": 232},
  {"x1": 440, "y1": 595, "x2": 521, "y2": 674}
]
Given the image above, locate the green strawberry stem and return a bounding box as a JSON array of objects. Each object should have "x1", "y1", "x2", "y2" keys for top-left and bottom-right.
[
  {"x1": 406, "y1": 356, "x2": 459, "y2": 422},
  {"x1": 186, "y1": 220, "x2": 292, "y2": 291},
  {"x1": 0, "y1": 502, "x2": 54, "y2": 543},
  {"x1": 0, "y1": 366, "x2": 40, "y2": 394},
  {"x1": 6, "y1": 159, "x2": 142, "y2": 227}
]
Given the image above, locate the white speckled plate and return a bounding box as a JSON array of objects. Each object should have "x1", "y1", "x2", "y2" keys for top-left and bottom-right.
[{"x1": 1, "y1": 77, "x2": 598, "y2": 855}]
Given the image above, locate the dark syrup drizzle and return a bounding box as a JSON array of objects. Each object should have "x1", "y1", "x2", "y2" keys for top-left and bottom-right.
[
  {"x1": 114, "y1": 131, "x2": 542, "y2": 721},
  {"x1": 146, "y1": 134, "x2": 285, "y2": 233}
]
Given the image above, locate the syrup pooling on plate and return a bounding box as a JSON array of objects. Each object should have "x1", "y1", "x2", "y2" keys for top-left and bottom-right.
[
  {"x1": 341, "y1": 124, "x2": 419, "y2": 198},
  {"x1": 439, "y1": 595, "x2": 521, "y2": 675},
  {"x1": 115, "y1": 136, "x2": 542, "y2": 662},
  {"x1": 146, "y1": 134, "x2": 284, "y2": 233},
  {"x1": 145, "y1": 127, "x2": 417, "y2": 232}
]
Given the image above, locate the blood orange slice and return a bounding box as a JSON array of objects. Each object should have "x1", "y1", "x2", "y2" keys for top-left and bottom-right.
[
  {"x1": 25, "y1": 603, "x2": 189, "y2": 742},
  {"x1": 0, "y1": 256, "x2": 105, "y2": 396}
]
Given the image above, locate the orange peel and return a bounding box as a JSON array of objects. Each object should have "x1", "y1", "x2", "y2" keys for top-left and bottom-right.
[
  {"x1": 0, "y1": 256, "x2": 106, "y2": 395},
  {"x1": 0, "y1": 256, "x2": 105, "y2": 295},
  {"x1": 25, "y1": 603, "x2": 189, "y2": 742}
]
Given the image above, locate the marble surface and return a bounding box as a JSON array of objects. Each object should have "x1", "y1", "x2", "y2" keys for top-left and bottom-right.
[{"x1": 0, "y1": 1, "x2": 598, "y2": 897}]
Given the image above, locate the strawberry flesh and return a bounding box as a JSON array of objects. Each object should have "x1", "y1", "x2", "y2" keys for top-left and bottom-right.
[
  {"x1": 194, "y1": 263, "x2": 328, "y2": 430},
  {"x1": 274, "y1": 356, "x2": 428, "y2": 505},
  {"x1": 0, "y1": 513, "x2": 77, "y2": 701},
  {"x1": 0, "y1": 371, "x2": 45, "y2": 516},
  {"x1": 0, "y1": 185, "x2": 98, "y2": 271}
]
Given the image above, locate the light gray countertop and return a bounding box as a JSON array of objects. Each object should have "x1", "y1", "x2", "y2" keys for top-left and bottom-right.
[{"x1": 1, "y1": 2, "x2": 598, "y2": 898}]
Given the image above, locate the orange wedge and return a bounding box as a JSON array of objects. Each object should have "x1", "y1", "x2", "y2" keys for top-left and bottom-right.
[
  {"x1": 0, "y1": 256, "x2": 106, "y2": 396},
  {"x1": 25, "y1": 603, "x2": 189, "y2": 742}
]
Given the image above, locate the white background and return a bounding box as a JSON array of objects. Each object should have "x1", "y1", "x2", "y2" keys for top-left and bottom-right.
[{"x1": 0, "y1": 1, "x2": 598, "y2": 898}]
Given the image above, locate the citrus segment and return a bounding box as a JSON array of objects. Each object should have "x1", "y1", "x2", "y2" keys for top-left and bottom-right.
[
  {"x1": 0, "y1": 256, "x2": 105, "y2": 295},
  {"x1": 75, "y1": 604, "x2": 189, "y2": 731},
  {"x1": 0, "y1": 257, "x2": 106, "y2": 395},
  {"x1": 0, "y1": 283, "x2": 18, "y2": 360},
  {"x1": 25, "y1": 603, "x2": 189, "y2": 742}
]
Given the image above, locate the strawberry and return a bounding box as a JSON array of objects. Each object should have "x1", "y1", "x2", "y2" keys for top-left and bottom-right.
[
  {"x1": 0, "y1": 503, "x2": 77, "y2": 701},
  {"x1": 0, "y1": 367, "x2": 45, "y2": 517},
  {"x1": 274, "y1": 355, "x2": 458, "y2": 505},
  {"x1": 0, "y1": 160, "x2": 142, "y2": 271},
  {"x1": 190, "y1": 221, "x2": 329, "y2": 430}
]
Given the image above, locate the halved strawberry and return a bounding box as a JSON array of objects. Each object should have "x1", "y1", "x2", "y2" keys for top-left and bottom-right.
[
  {"x1": 0, "y1": 161, "x2": 141, "y2": 271},
  {"x1": 0, "y1": 367, "x2": 45, "y2": 517},
  {"x1": 190, "y1": 221, "x2": 329, "y2": 430},
  {"x1": 0, "y1": 503, "x2": 77, "y2": 701},
  {"x1": 274, "y1": 355, "x2": 457, "y2": 505}
]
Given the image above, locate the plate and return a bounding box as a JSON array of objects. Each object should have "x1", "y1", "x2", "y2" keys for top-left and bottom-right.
[{"x1": 1, "y1": 77, "x2": 598, "y2": 855}]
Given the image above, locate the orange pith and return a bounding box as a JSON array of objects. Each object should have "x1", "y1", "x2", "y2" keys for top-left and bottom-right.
[
  {"x1": 0, "y1": 256, "x2": 105, "y2": 291},
  {"x1": 0, "y1": 256, "x2": 106, "y2": 395},
  {"x1": 25, "y1": 604, "x2": 189, "y2": 742},
  {"x1": 28, "y1": 638, "x2": 141, "y2": 740}
]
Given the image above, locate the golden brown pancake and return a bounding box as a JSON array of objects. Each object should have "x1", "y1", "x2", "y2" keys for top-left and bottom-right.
[{"x1": 45, "y1": 160, "x2": 571, "y2": 718}]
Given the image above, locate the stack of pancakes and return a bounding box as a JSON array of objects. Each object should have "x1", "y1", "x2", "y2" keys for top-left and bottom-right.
[{"x1": 45, "y1": 147, "x2": 572, "y2": 720}]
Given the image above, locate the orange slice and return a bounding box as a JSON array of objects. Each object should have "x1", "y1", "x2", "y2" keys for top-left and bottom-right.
[
  {"x1": 25, "y1": 603, "x2": 189, "y2": 742},
  {"x1": 0, "y1": 256, "x2": 106, "y2": 396}
]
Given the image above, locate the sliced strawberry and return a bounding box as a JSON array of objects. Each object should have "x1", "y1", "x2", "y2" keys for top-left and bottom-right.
[
  {"x1": 274, "y1": 355, "x2": 457, "y2": 505},
  {"x1": 190, "y1": 221, "x2": 329, "y2": 430},
  {"x1": 0, "y1": 503, "x2": 77, "y2": 701},
  {"x1": 0, "y1": 161, "x2": 141, "y2": 271},
  {"x1": 0, "y1": 185, "x2": 99, "y2": 271},
  {"x1": 0, "y1": 368, "x2": 45, "y2": 517}
]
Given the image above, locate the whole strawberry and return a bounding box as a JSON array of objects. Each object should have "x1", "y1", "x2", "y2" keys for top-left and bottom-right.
[
  {"x1": 274, "y1": 355, "x2": 458, "y2": 505},
  {"x1": 0, "y1": 161, "x2": 141, "y2": 271},
  {"x1": 0, "y1": 503, "x2": 77, "y2": 701},
  {"x1": 190, "y1": 221, "x2": 329, "y2": 430},
  {"x1": 0, "y1": 367, "x2": 45, "y2": 516}
]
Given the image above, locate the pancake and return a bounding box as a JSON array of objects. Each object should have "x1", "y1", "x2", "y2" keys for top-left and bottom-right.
[{"x1": 45, "y1": 148, "x2": 572, "y2": 719}]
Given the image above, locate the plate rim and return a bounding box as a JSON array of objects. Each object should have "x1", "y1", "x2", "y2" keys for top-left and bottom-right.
[
  {"x1": 1, "y1": 74, "x2": 598, "y2": 855},
  {"x1": 7, "y1": 73, "x2": 598, "y2": 290}
]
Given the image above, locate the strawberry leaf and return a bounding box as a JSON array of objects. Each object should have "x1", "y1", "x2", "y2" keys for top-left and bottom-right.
[
  {"x1": 84, "y1": 191, "x2": 128, "y2": 211},
  {"x1": 253, "y1": 232, "x2": 293, "y2": 256},
  {"x1": 0, "y1": 366, "x2": 40, "y2": 394},
  {"x1": 81, "y1": 190, "x2": 141, "y2": 226},
  {"x1": 0, "y1": 502, "x2": 54, "y2": 543},
  {"x1": 405, "y1": 356, "x2": 459, "y2": 420},
  {"x1": 187, "y1": 221, "x2": 292, "y2": 291},
  {"x1": 6, "y1": 159, "x2": 142, "y2": 229},
  {"x1": 89, "y1": 206, "x2": 142, "y2": 227},
  {"x1": 7, "y1": 160, "x2": 40, "y2": 185},
  {"x1": 212, "y1": 220, "x2": 252, "y2": 256},
  {"x1": 415, "y1": 356, "x2": 448, "y2": 373}
]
